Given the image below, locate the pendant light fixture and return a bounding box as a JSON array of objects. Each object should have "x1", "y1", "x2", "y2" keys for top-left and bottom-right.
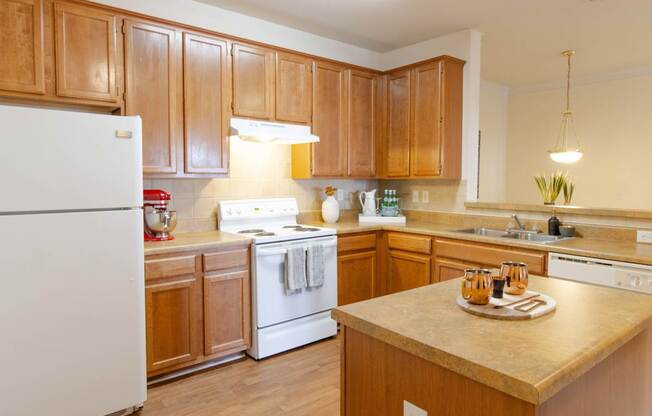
[{"x1": 548, "y1": 50, "x2": 583, "y2": 164}]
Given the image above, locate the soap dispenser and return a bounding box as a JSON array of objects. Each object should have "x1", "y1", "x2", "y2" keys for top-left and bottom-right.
[{"x1": 548, "y1": 210, "x2": 561, "y2": 236}]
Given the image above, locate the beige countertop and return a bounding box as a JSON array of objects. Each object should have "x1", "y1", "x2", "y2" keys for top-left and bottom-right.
[
  {"x1": 332, "y1": 276, "x2": 652, "y2": 404},
  {"x1": 308, "y1": 219, "x2": 652, "y2": 266},
  {"x1": 144, "y1": 231, "x2": 251, "y2": 256}
]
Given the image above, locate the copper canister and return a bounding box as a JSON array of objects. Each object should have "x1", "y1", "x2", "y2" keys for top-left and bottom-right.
[
  {"x1": 501, "y1": 261, "x2": 529, "y2": 295},
  {"x1": 461, "y1": 269, "x2": 493, "y2": 305}
]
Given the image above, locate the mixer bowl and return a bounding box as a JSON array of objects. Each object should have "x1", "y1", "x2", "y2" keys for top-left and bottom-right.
[{"x1": 145, "y1": 210, "x2": 177, "y2": 237}]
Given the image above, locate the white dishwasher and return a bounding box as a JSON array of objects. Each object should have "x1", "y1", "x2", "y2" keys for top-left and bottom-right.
[{"x1": 548, "y1": 253, "x2": 652, "y2": 294}]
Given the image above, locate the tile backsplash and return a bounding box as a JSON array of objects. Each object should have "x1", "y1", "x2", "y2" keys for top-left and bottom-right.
[{"x1": 145, "y1": 139, "x2": 378, "y2": 232}]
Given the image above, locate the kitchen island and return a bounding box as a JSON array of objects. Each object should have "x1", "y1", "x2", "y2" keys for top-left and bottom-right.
[{"x1": 332, "y1": 276, "x2": 652, "y2": 415}]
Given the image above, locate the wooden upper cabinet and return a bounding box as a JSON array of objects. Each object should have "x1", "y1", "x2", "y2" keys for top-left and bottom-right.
[
  {"x1": 124, "y1": 20, "x2": 182, "y2": 174},
  {"x1": 232, "y1": 43, "x2": 275, "y2": 120},
  {"x1": 183, "y1": 32, "x2": 229, "y2": 174},
  {"x1": 53, "y1": 2, "x2": 118, "y2": 102},
  {"x1": 347, "y1": 70, "x2": 376, "y2": 177},
  {"x1": 0, "y1": 0, "x2": 45, "y2": 95},
  {"x1": 275, "y1": 52, "x2": 312, "y2": 123},
  {"x1": 386, "y1": 69, "x2": 411, "y2": 177},
  {"x1": 438, "y1": 58, "x2": 464, "y2": 179},
  {"x1": 311, "y1": 61, "x2": 348, "y2": 177},
  {"x1": 411, "y1": 61, "x2": 442, "y2": 177}
]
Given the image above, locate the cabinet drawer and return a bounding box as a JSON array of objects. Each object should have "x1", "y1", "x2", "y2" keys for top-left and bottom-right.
[
  {"x1": 145, "y1": 255, "x2": 196, "y2": 281},
  {"x1": 203, "y1": 248, "x2": 249, "y2": 272},
  {"x1": 338, "y1": 233, "x2": 377, "y2": 253},
  {"x1": 387, "y1": 232, "x2": 432, "y2": 254},
  {"x1": 435, "y1": 238, "x2": 546, "y2": 275}
]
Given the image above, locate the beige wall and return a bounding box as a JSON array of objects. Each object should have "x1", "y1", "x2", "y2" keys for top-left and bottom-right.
[
  {"x1": 478, "y1": 81, "x2": 509, "y2": 202},
  {"x1": 505, "y1": 73, "x2": 652, "y2": 210},
  {"x1": 145, "y1": 139, "x2": 377, "y2": 232}
]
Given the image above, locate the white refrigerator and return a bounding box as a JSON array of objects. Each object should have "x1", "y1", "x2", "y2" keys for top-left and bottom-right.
[{"x1": 0, "y1": 105, "x2": 147, "y2": 415}]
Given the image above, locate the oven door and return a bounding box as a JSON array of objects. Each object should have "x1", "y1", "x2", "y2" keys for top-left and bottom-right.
[{"x1": 253, "y1": 236, "x2": 337, "y2": 328}]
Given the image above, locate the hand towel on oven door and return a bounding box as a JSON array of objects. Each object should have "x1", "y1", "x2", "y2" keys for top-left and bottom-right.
[
  {"x1": 285, "y1": 245, "x2": 307, "y2": 293},
  {"x1": 306, "y1": 243, "x2": 325, "y2": 288}
]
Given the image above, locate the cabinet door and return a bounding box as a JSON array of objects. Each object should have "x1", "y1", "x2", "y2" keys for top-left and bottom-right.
[
  {"x1": 386, "y1": 69, "x2": 411, "y2": 177},
  {"x1": 124, "y1": 20, "x2": 182, "y2": 174},
  {"x1": 434, "y1": 257, "x2": 480, "y2": 283},
  {"x1": 387, "y1": 250, "x2": 431, "y2": 294},
  {"x1": 145, "y1": 265, "x2": 202, "y2": 374},
  {"x1": 232, "y1": 43, "x2": 275, "y2": 120},
  {"x1": 0, "y1": 0, "x2": 45, "y2": 94},
  {"x1": 439, "y1": 58, "x2": 464, "y2": 179},
  {"x1": 204, "y1": 270, "x2": 250, "y2": 356},
  {"x1": 347, "y1": 70, "x2": 376, "y2": 177},
  {"x1": 338, "y1": 250, "x2": 376, "y2": 306},
  {"x1": 53, "y1": 2, "x2": 117, "y2": 102},
  {"x1": 312, "y1": 61, "x2": 348, "y2": 176},
  {"x1": 183, "y1": 32, "x2": 229, "y2": 174},
  {"x1": 411, "y1": 61, "x2": 442, "y2": 177},
  {"x1": 275, "y1": 52, "x2": 311, "y2": 123}
]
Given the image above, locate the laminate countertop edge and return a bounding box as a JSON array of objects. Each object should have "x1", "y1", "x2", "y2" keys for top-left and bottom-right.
[
  {"x1": 144, "y1": 232, "x2": 252, "y2": 256},
  {"x1": 315, "y1": 220, "x2": 652, "y2": 266}
]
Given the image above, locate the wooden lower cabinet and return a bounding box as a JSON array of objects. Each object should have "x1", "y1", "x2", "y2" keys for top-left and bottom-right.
[
  {"x1": 387, "y1": 250, "x2": 431, "y2": 293},
  {"x1": 145, "y1": 266, "x2": 203, "y2": 374},
  {"x1": 145, "y1": 244, "x2": 250, "y2": 377},
  {"x1": 338, "y1": 250, "x2": 376, "y2": 306},
  {"x1": 337, "y1": 232, "x2": 378, "y2": 305},
  {"x1": 204, "y1": 269, "x2": 250, "y2": 356},
  {"x1": 434, "y1": 257, "x2": 481, "y2": 282}
]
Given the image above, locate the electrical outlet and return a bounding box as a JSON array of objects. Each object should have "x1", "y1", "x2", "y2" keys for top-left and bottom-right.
[
  {"x1": 412, "y1": 190, "x2": 419, "y2": 203},
  {"x1": 336, "y1": 189, "x2": 345, "y2": 201},
  {"x1": 404, "y1": 400, "x2": 427, "y2": 416},
  {"x1": 421, "y1": 190, "x2": 429, "y2": 203},
  {"x1": 637, "y1": 230, "x2": 652, "y2": 244}
]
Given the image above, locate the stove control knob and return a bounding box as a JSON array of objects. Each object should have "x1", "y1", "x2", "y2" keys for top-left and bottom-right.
[
  {"x1": 226, "y1": 208, "x2": 232, "y2": 215},
  {"x1": 236, "y1": 208, "x2": 242, "y2": 215}
]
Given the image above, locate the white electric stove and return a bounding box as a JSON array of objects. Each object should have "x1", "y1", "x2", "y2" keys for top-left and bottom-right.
[{"x1": 218, "y1": 198, "x2": 338, "y2": 359}]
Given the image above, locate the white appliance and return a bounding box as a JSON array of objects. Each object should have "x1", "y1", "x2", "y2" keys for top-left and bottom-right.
[
  {"x1": 230, "y1": 117, "x2": 319, "y2": 144},
  {"x1": 218, "y1": 198, "x2": 337, "y2": 359},
  {"x1": 548, "y1": 253, "x2": 652, "y2": 294},
  {"x1": 0, "y1": 105, "x2": 146, "y2": 415}
]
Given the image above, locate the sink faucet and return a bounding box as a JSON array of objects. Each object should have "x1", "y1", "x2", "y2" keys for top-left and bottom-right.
[{"x1": 511, "y1": 214, "x2": 525, "y2": 230}]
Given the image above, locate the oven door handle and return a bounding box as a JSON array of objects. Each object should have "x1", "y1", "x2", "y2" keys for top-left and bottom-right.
[{"x1": 257, "y1": 240, "x2": 337, "y2": 257}]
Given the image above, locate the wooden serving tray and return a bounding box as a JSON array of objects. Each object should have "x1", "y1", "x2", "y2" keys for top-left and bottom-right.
[{"x1": 456, "y1": 290, "x2": 556, "y2": 320}]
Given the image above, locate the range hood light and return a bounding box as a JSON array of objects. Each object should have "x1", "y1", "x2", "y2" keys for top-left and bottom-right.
[{"x1": 230, "y1": 117, "x2": 319, "y2": 144}]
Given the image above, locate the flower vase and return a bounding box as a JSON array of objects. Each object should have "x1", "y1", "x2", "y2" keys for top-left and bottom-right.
[{"x1": 321, "y1": 195, "x2": 340, "y2": 223}]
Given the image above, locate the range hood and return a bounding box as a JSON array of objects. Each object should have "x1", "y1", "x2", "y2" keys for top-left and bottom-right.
[{"x1": 229, "y1": 117, "x2": 319, "y2": 144}]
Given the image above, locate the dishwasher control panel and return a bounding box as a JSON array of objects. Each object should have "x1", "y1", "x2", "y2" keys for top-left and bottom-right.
[
  {"x1": 548, "y1": 253, "x2": 652, "y2": 295},
  {"x1": 614, "y1": 270, "x2": 652, "y2": 294}
]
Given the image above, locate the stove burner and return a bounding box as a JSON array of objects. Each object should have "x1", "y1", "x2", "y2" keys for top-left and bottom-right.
[
  {"x1": 238, "y1": 229, "x2": 265, "y2": 234},
  {"x1": 296, "y1": 227, "x2": 319, "y2": 232},
  {"x1": 254, "y1": 232, "x2": 276, "y2": 237},
  {"x1": 282, "y1": 225, "x2": 301, "y2": 229}
]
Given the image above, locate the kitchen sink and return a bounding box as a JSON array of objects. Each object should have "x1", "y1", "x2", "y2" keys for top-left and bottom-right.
[{"x1": 455, "y1": 228, "x2": 572, "y2": 244}]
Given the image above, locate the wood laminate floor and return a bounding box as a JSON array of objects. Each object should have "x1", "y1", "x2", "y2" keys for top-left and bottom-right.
[{"x1": 141, "y1": 337, "x2": 340, "y2": 416}]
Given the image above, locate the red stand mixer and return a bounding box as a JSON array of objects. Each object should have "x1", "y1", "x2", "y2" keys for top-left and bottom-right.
[{"x1": 143, "y1": 189, "x2": 177, "y2": 241}]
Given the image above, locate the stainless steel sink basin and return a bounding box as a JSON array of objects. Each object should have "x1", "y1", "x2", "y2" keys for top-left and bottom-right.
[{"x1": 455, "y1": 228, "x2": 572, "y2": 244}]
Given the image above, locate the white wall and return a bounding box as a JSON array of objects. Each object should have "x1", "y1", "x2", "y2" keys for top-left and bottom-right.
[
  {"x1": 478, "y1": 80, "x2": 509, "y2": 201},
  {"x1": 94, "y1": 0, "x2": 383, "y2": 68},
  {"x1": 505, "y1": 72, "x2": 652, "y2": 210}
]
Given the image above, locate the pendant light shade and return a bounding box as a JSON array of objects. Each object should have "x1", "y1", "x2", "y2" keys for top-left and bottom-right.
[{"x1": 549, "y1": 50, "x2": 583, "y2": 164}]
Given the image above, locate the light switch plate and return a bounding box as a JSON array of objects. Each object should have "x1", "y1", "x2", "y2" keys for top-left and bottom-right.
[
  {"x1": 412, "y1": 190, "x2": 419, "y2": 203},
  {"x1": 336, "y1": 189, "x2": 345, "y2": 201},
  {"x1": 637, "y1": 230, "x2": 652, "y2": 244},
  {"x1": 404, "y1": 400, "x2": 427, "y2": 416},
  {"x1": 421, "y1": 190, "x2": 429, "y2": 203}
]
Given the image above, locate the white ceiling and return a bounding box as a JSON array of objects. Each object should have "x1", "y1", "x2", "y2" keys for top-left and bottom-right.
[{"x1": 198, "y1": 0, "x2": 652, "y2": 87}]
